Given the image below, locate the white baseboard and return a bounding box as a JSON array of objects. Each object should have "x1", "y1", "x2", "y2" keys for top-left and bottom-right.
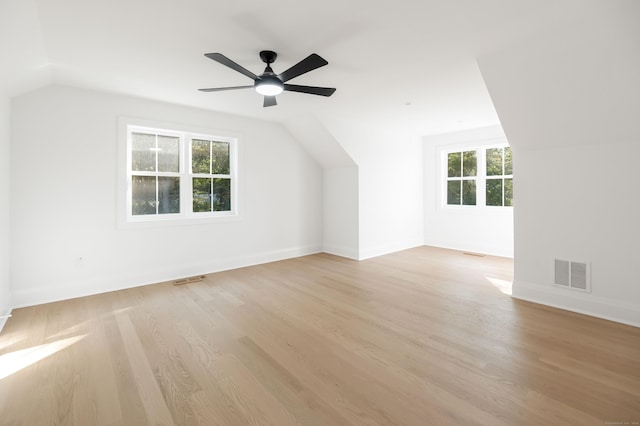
[
  {"x1": 322, "y1": 243, "x2": 359, "y2": 260},
  {"x1": 11, "y1": 245, "x2": 322, "y2": 309},
  {"x1": 0, "y1": 310, "x2": 11, "y2": 334},
  {"x1": 512, "y1": 280, "x2": 640, "y2": 328},
  {"x1": 423, "y1": 238, "x2": 514, "y2": 258},
  {"x1": 358, "y1": 240, "x2": 424, "y2": 261}
]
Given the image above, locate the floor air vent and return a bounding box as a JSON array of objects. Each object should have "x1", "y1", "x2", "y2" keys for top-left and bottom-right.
[
  {"x1": 174, "y1": 275, "x2": 206, "y2": 285},
  {"x1": 554, "y1": 259, "x2": 590, "y2": 292}
]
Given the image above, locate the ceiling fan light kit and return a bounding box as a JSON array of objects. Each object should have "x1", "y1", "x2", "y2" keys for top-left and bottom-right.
[
  {"x1": 199, "y1": 50, "x2": 336, "y2": 107},
  {"x1": 254, "y1": 77, "x2": 284, "y2": 96}
]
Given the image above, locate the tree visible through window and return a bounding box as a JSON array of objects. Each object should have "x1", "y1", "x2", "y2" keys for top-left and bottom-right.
[
  {"x1": 191, "y1": 139, "x2": 231, "y2": 213},
  {"x1": 447, "y1": 150, "x2": 477, "y2": 205},
  {"x1": 444, "y1": 144, "x2": 513, "y2": 208},
  {"x1": 486, "y1": 147, "x2": 513, "y2": 206},
  {"x1": 126, "y1": 124, "x2": 236, "y2": 221},
  {"x1": 131, "y1": 132, "x2": 181, "y2": 215}
]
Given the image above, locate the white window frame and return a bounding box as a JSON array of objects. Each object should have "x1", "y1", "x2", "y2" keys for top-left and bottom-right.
[
  {"x1": 445, "y1": 149, "x2": 479, "y2": 207},
  {"x1": 439, "y1": 139, "x2": 512, "y2": 210},
  {"x1": 118, "y1": 117, "x2": 240, "y2": 228},
  {"x1": 485, "y1": 146, "x2": 513, "y2": 207}
]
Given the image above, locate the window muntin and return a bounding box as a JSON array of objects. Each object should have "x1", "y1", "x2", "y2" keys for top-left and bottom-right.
[{"x1": 126, "y1": 125, "x2": 237, "y2": 222}]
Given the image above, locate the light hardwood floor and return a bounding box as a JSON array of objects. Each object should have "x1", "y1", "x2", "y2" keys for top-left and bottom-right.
[{"x1": 1, "y1": 246, "x2": 639, "y2": 425}]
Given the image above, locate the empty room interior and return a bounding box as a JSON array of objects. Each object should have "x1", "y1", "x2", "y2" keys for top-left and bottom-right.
[{"x1": 1, "y1": 0, "x2": 639, "y2": 425}]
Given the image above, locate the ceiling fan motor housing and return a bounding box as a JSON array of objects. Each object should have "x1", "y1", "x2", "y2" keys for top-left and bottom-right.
[{"x1": 259, "y1": 50, "x2": 278, "y2": 64}]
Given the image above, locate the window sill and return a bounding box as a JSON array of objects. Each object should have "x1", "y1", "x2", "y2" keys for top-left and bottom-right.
[{"x1": 118, "y1": 212, "x2": 241, "y2": 230}]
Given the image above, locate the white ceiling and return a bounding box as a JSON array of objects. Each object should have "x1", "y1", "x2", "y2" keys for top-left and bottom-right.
[{"x1": 1, "y1": 0, "x2": 600, "y2": 137}]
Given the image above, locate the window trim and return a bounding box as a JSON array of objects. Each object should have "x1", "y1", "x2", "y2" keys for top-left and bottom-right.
[
  {"x1": 446, "y1": 149, "x2": 479, "y2": 206},
  {"x1": 438, "y1": 139, "x2": 513, "y2": 211},
  {"x1": 485, "y1": 146, "x2": 513, "y2": 207},
  {"x1": 118, "y1": 117, "x2": 241, "y2": 229}
]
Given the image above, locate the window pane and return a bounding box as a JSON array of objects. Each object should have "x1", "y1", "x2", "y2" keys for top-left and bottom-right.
[
  {"x1": 486, "y1": 148, "x2": 503, "y2": 176},
  {"x1": 192, "y1": 139, "x2": 210, "y2": 174},
  {"x1": 193, "y1": 177, "x2": 212, "y2": 212},
  {"x1": 504, "y1": 178, "x2": 513, "y2": 206},
  {"x1": 448, "y1": 152, "x2": 461, "y2": 177},
  {"x1": 463, "y1": 151, "x2": 477, "y2": 177},
  {"x1": 486, "y1": 178, "x2": 503, "y2": 206},
  {"x1": 211, "y1": 142, "x2": 230, "y2": 174},
  {"x1": 132, "y1": 133, "x2": 156, "y2": 172},
  {"x1": 447, "y1": 180, "x2": 461, "y2": 204},
  {"x1": 132, "y1": 175, "x2": 156, "y2": 215},
  {"x1": 212, "y1": 178, "x2": 231, "y2": 211},
  {"x1": 158, "y1": 177, "x2": 180, "y2": 214},
  {"x1": 504, "y1": 146, "x2": 513, "y2": 175},
  {"x1": 462, "y1": 180, "x2": 476, "y2": 205},
  {"x1": 157, "y1": 136, "x2": 180, "y2": 173}
]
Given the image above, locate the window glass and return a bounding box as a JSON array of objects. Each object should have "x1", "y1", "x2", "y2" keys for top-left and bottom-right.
[
  {"x1": 463, "y1": 151, "x2": 477, "y2": 177},
  {"x1": 157, "y1": 136, "x2": 180, "y2": 173},
  {"x1": 486, "y1": 179, "x2": 503, "y2": 206},
  {"x1": 462, "y1": 180, "x2": 476, "y2": 205},
  {"x1": 126, "y1": 124, "x2": 236, "y2": 221},
  {"x1": 190, "y1": 139, "x2": 232, "y2": 213},
  {"x1": 192, "y1": 139, "x2": 210, "y2": 174},
  {"x1": 158, "y1": 176, "x2": 180, "y2": 214},
  {"x1": 444, "y1": 144, "x2": 512, "y2": 208},
  {"x1": 212, "y1": 178, "x2": 231, "y2": 211},
  {"x1": 504, "y1": 147, "x2": 513, "y2": 175},
  {"x1": 447, "y1": 181, "x2": 461, "y2": 204},
  {"x1": 193, "y1": 177, "x2": 212, "y2": 212},
  {"x1": 505, "y1": 178, "x2": 513, "y2": 206},
  {"x1": 212, "y1": 142, "x2": 230, "y2": 174},
  {"x1": 448, "y1": 152, "x2": 461, "y2": 178},
  {"x1": 486, "y1": 148, "x2": 503, "y2": 176},
  {"x1": 132, "y1": 175, "x2": 157, "y2": 215},
  {"x1": 132, "y1": 133, "x2": 156, "y2": 172}
]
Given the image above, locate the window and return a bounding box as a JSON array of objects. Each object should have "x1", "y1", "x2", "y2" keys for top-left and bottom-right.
[
  {"x1": 443, "y1": 144, "x2": 513, "y2": 208},
  {"x1": 131, "y1": 131, "x2": 181, "y2": 215},
  {"x1": 447, "y1": 150, "x2": 477, "y2": 206},
  {"x1": 486, "y1": 147, "x2": 513, "y2": 207},
  {"x1": 124, "y1": 123, "x2": 237, "y2": 223},
  {"x1": 191, "y1": 139, "x2": 231, "y2": 213}
]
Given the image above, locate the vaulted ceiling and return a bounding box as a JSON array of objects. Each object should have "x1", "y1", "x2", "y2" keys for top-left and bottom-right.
[{"x1": 0, "y1": 0, "x2": 630, "y2": 139}]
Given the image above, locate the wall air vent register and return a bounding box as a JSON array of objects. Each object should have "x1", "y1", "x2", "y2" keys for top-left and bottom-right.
[{"x1": 554, "y1": 259, "x2": 591, "y2": 292}]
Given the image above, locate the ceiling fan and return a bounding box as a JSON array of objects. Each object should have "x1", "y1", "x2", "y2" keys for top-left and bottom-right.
[{"x1": 199, "y1": 50, "x2": 336, "y2": 107}]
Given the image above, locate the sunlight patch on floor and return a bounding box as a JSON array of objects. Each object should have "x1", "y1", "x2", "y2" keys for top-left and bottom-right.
[
  {"x1": 0, "y1": 334, "x2": 86, "y2": 380},
  {"x1": 485, "y1": 277, "x2": 513, "y2": 295}
]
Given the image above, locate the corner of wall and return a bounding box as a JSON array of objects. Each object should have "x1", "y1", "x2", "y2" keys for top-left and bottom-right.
[{"x1": 0, "y1": 91, "x2": 12, "y2": 334}]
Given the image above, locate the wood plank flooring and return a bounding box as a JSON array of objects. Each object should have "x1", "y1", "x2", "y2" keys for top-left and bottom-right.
[{"x1": 1, "y1": 246, "x2": 639, "y2": 425}]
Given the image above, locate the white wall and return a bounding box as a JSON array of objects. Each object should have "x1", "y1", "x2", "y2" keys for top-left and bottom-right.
[
  {"x1": 331, "y1": 126, "x2": 424, "y2": 260},
  {"x1": 478, "y1": 1, "x2": 640, "y2": 326},
  {"x1": 284, "y1": 116, "x2": 359, "y2": 259},
  {"x1": 0, "y1": 93, "x2": 11, "y2": 331},
  {"x1": 1, "y1": 0, "x2": 52, "y2": 332},
  {"x1": 512, "y1": 143, "x2": 640, "y2": 325},
  {"x1": 423, "y1": 126, "x2": 513, "y2": 258},
  {"x1": 10, "y1": 85, "x2": 323, "y2": 307},
  {"x1": 323, "y1": 167, "x2": 359, "y2": 259}
]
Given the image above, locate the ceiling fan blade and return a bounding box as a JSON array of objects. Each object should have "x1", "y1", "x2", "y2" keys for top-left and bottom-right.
[
  {"x1": 263, "y1": 96, "x2": 277, "y2": 107},
  {"x1": 278, "y1": 54, "x2": 328, "y2": 82},
  {"x1": 198, "y1": 85, "x2": 254, "y2": 92},
  {"x1": 204, "y1": 53, "x2": 258, "y2": 80},
  {"x1": 283, "y1": 84, "x2": 336, "y2": 97}
]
